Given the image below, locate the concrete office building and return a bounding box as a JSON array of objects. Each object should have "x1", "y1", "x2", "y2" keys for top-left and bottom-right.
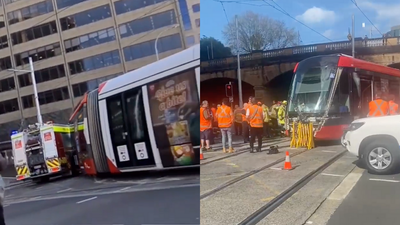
[{"x1": 0, "y1": 0, "x2": 200, "y2": 141}]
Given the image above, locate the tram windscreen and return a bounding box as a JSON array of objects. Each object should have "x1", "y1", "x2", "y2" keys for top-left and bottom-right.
[{"x1": 288, "y1": 56, "x2": 339, "y2": 114}]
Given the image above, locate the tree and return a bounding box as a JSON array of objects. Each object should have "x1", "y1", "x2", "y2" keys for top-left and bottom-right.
[
  {"x1": 200, "y1": 37, "x2": 232, "y2": 61},
  {"x1": 223, "y1": 11, "x2": 300, "y2": 53}
]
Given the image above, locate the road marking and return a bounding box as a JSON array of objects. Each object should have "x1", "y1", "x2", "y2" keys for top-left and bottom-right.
[
  {"x1": 261, "y1": 196, "x2": 275, "y2": 202},
  {"x1": 7, "y1": 183, "x2": 200, "y2": 205},
  {"x1": 57, "y1": 188, "x2": 72, "y2": 193},
  {"x1": 369, "y1": 178, "x2": 400, "y2": 183},
  {"x1": 269, "y1": 167, "x2": 282, "y2": 170},
  {"x1": 114, "y1": 187, "x2": 131, "y2": 193},
  {"x1": 29, "y1": 196, "x2": 42, "y2": 200},
  {"x1": 322, "y1": 150, "x2": 337, "y2": 153},
  {"x1": 327, "y1": 167, "x2": 364, "y2": 201},
  {"x1": 76, "y1": 196, "x2": 97, "y2": 204},
  {"x1": 306, "y1": 221, "x2": 313, "y2": 224},
  {"x1": 321, "y1": 173, "x2": 345, "y2": 177}
]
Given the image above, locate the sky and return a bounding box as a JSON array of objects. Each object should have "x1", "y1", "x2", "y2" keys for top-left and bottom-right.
[{"x1": 201, "y1": 0, "x2": 400, "y2": 46}]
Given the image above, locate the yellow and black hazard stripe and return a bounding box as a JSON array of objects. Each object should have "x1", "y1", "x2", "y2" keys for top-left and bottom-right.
[
  {"x1": 16, "y1": 165, "x2": 28, "y2": 176},
  {"x1": 46, "y1": 158, "x2": 60, "y2": 169}
]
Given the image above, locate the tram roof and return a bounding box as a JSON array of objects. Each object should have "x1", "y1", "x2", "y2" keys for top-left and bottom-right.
[
  {"x1": 338, "y1": 54, "x2": 400, "y2": 78},
  {"x1": 97, "y1": 44, "x2": 200, "y2": 96}
]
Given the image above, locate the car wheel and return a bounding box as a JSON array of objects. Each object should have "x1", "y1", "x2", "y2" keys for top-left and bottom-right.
[{"x1": 363, "y1": 140, "x2": 399, "y2": 175}]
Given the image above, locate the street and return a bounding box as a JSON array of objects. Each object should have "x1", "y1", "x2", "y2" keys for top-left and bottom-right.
[
  {"x1": 326, "y1": 171, "x2": 400, "y2": 225},
  {"x1": 4, "y1": 170, "x2": 199, "y2": 225},
  {"x1": 200, "y1": 136, "x2": 358, "y2": 225}
]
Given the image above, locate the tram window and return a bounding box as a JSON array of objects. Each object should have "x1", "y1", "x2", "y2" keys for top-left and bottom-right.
[{"x1": 329, "y1": 70, "x2": 350, "y2": 114}]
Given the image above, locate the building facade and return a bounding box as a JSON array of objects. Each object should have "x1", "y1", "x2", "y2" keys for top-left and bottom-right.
[
  {"x1": 0, "y1": 0, "x2": 200, "y2": 141},
  {"x1": 386, "y1": 25, "x2": 400, "y2": 37}
]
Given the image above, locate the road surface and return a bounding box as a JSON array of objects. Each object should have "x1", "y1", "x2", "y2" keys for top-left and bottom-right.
[
  {"x1": 4, "y1": 170, "x2": 199, "y2": 225},
  {"x1": 327, "y1": 171, "x2": 400, "y2": 225}
]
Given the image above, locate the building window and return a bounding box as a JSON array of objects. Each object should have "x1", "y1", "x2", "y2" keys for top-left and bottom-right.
[
  {"x1": 18, "y1": 65, "x2": 65, "y2": 88},
  {"x1": 0, "y1": 57, "x2": 12, "y2": 71},
  {"x1": 65, "y1": 27, "x2": 115, "y2": 53},
  {"x1": 7, "y1": 0, "x2": 54, "y2": 25},
  {"x1": 56, "y1": 0, "x2": 92, "y2": 9},
  {"x1": 69, "y1": 50, "x2": 121, "y2": 75},
  {"x1": 195, "y1": 18, "x2": 200, "y2": 28},
  {"x1": 21, "y1": 95, "x2": 34, "y2": 109},
  {"x1": 186, "y1": 35, "x2": 195, "y2": 46},
  {"x1": 123, "y1": 33, "x2": 182, "y2": 62},
  {"x1": 72, "y1": 73, "x2": 122, "y2": 97},
  {"x1": 33, "y1": 87, "x2": 70, "y2": 105},
  {"x1": 0, "y1": 16, "x2": 5, "y2": 29},
  {"x1": 119, "y1": 10, "x2": 177, "y2": 39},
  {"x1": 14, "y1": 43, "x2": 62, "y2": 66},
  {"x1": 114, "y1": 0, "x2": 167, "y2": 15},
  {"x1": 0, "y1": 77, "x2": 15, "y2": 93},
  {"x1": 60, "y1": 5, "x2": 111, "y2": 31},
  {"x1": 0, "y1": 98, "x2": 19, "y2": 115},
  {"x1": 192, "y1": 3, "x2": 200, "y2": 13},
  {"x1": 177, "y1": 0, "x2": 192, "y2": 30},
  {"x1": 0, "y1": 36, "x2": 9, "y2": 50},
  {"x1": 11, "y1": 21, "x2": 57, "y2": 45}
]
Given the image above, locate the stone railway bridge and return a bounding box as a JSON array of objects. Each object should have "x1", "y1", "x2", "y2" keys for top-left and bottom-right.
[{"x1": 200, "y1": 37, "x2": 400, "y2": 104}]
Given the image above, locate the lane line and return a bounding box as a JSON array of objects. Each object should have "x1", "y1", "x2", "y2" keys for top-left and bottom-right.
[
  {"x1": 76, "y1": 196, "x2": 97, "y2": 204},
  {"x1": 57, "y1": 188, "x2": 72, "y2": 193},
  {"x1": 327, "y1": 167, "x2": 364, "y2": 201},
  {"x1": 322, "y1": 150, "x2": 337, "y2": 153},
  {"x1": 114, "y1": 187, "x2": 131, "y2": 193},
  {"x1": 321, "y1": 173, "x2": 345, "y2": 177},
  {"x1": 369, "y1": 178, "x2": 400, "y2": 183}
]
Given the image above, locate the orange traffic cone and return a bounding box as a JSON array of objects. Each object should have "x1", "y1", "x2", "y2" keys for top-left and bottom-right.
[
  {"x1": 283, "y1": 151, "x2": 292, "y2": 170},
  {"x1": 200, "y1": 148, "x2": 204, "y2": 160}
]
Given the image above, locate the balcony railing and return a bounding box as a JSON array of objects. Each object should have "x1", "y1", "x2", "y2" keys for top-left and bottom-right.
[{"x1": 202, "y1": 37, "x2": 400, "y2": 68}]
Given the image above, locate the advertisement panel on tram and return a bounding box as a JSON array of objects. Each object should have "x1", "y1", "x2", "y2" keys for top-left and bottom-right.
[{"x1": 147, "y1": 69, "x2": 200, "y2": 167}]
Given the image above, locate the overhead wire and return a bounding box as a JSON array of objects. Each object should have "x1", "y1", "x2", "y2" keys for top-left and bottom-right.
[
  {"x1": 214, "y1": 0, "x2": 333, "y2": 42},
  {"x1": 350, "y1": 0, "x2": 383, "y2": 36},
  {"x1": 220, "y1": 1, "x2": 230, "y2": 23}
]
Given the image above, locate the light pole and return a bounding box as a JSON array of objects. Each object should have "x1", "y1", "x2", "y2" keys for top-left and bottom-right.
[
  {"x1": 235, "y1": 15, "x2": 243, "y2": 108},
  {"x1": 155, "y1": 24, "x2": 180, "y2": 61},
  {"x1": 8, "y1": 57, "x2": 43, "y2": 126}
]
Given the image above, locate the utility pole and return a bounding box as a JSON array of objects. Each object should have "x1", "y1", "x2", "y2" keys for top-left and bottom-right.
[
  {"x1": 236, "y1": 15, "x2": 243, "y2": 108},
  {"x1": 210, "y1": 39, "x2": 214, "y2": 59},
  {"x1": 352, "y1": 14, "x2": 355, "y2": 57},
  {"x1": 8, "y1": 57, "x2": 43, "y2": 126}
]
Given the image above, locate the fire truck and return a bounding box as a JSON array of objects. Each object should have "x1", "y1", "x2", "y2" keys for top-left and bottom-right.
[{"x1": 11, "y1": 122, "x2": 80, "y2": 183}]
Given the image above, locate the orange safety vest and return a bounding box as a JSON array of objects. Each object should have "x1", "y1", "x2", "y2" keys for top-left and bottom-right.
[
  {"x1": 368, "y1": 99, "x2": 389, "y2": 117},
  {"x1": 200, "y1": 107, "x2": 212, "y2": 131},
  {"x1": 242, "y1": 105, "x2": 249, "y2": 122},
  {"x1": 389, "y1": 100, "x2": 399, "y2": 115},
  {"x1": 211, "y1": 107, "x2": 217, "y2": 121},
  {"x1": 217, "y1": 105, "x2": 233, "y2": 128},
  {"x1": 248, "y1": 105, "x2": 263, "y2": 128}
]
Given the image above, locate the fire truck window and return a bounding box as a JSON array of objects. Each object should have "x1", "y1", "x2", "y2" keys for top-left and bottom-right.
[{"x1": 329, "y1": 71, "x2": 350, "y2": 114}]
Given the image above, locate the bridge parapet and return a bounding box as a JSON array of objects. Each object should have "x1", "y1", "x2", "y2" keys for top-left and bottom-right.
[{"x1": 201, "y1": 37, "x2": 400, "y2": 71}]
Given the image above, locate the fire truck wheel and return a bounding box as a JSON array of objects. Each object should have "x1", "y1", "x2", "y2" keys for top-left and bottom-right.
[{"x1": 363, "y1": 140, "x2": 400, "y2": 175}]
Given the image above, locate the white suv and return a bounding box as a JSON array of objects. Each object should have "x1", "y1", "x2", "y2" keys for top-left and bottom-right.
[{"x1": 342, "y1": 115, "x2": 400, "y2": 174}]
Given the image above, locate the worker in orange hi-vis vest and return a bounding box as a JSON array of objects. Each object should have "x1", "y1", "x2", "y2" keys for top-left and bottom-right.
[
  {"x1": 368, "y1": 92, "x2": 389, "y2": 117},
  {"x1": 247, "y1": 97, "x2": 265, "y2": 153},
  {"x1": 216, "y1": 98, "x2": 234, "y2": 153},
  {"x1": 388, "y1": 94, "x2": 399, "y2": 115},
  {"x1": 200, "y1": 100, "x2": 213, "y2": 151},
  {"x1": 241, "y1": 102, "x2": 250, "y2": 143},
  {"x1": 234, "y1": 105, "x2": 243, "y2": 136}
]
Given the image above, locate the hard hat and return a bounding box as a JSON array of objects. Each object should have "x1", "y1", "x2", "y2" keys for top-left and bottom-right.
[{"x1": 282, "y1": 100, "x2": 287, "y2": 104}]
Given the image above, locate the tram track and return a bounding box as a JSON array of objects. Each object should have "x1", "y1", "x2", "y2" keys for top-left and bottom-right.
[
  {"x1": 201, "y1": 138, "x2": 290, "y2": 166},
  {"x1": 237, "y1": 149, "x2": 347, "y2": 225},
  {"x1": 200, "y1": 146, "x2": 308, "y2": 200}
]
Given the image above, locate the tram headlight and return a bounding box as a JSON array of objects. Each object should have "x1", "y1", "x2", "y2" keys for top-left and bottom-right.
[{"x1": 347, "y1": 122, "x2": 364, "y2": 131}]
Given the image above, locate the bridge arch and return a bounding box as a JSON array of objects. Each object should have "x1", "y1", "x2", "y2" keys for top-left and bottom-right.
[
  {"x1": 265, "y1": 70, "x2": 294, "y2": 102},
  {"x1": 200, "y1": 78, "x2": 254, "y2": 106}
]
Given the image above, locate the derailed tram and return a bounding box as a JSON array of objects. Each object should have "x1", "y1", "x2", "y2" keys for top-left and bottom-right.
[
  {"x1": 69, "y1": 44, "x2": 200, "y2": 175},
  {"x1": 287, "y1": 54, "x2": 400, "y2": 141}
]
